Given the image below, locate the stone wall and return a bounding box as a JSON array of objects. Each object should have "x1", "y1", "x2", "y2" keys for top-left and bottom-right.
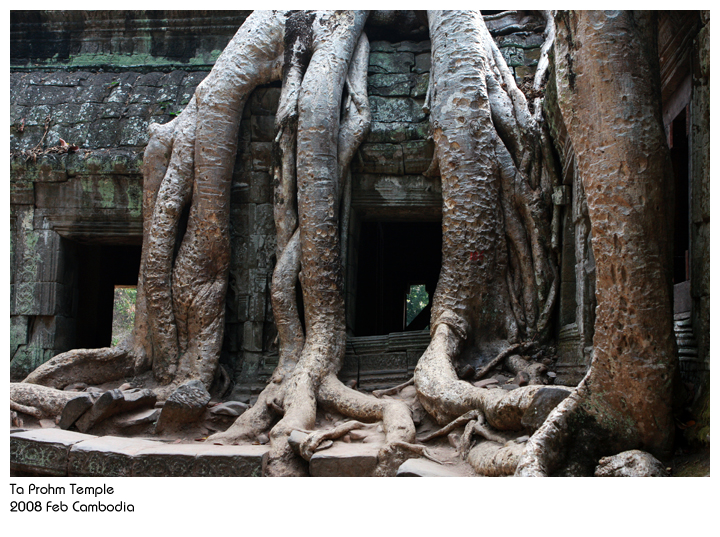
[{"x1": 688, "y1": 12, "x2": 710, "y2": 388}]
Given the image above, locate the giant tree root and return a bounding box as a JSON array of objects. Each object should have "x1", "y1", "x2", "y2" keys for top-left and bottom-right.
[
  {"x1": 21, "y1": 347, "x2": 134, "y2": 390},
  {"x1": 10, "y1": 383, "x2": 85, "y2": 420},
  {"x1": 468, "y1": 440, "x2": 526, "y2": 476}
]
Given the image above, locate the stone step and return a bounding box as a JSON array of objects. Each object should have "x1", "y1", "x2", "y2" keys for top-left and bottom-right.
[
  {"x1": 309, "y1": 442, "x2": 381, "y2": 477},
  {"x1": 11, "y1": 429, "x2": 470, "y2": 477},
  {"x1": 397, "y1": 457, "x2": 467, "y2": 477},
  {"x1": 11, "y1": 429, "x2": 269, "y2": 477},
  {"x1": 11, "y1": 429, "x2": 97, "y2": 476}
]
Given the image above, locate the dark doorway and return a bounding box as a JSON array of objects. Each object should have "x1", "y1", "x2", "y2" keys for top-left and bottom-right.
[
  {"x1": 354, "y1": 221, "x2": 442, "y2": 336},
  {"x1": 74, "y1": 244, "x2": 142, "y2": 349}
]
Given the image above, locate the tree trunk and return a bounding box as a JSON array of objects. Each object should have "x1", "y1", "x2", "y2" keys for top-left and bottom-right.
[
  {"x1": 517, "y1": 11, "x2": 677, "y2": 475},
  {"x1": 414, "y1": 11, "x2": 560, "y2": 430}
]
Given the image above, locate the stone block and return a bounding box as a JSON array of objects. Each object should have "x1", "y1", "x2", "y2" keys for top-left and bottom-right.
[
  {"x1": 36, "y1": 157, "x2": 69, "y2": 182},
  {"x1": 115, "y1": 408, "x2": 161, "y2": 429},
  {"x1": 521, "y1": 388, "x2": 572, "y2": 431},
  {"x1": 87, "y1": 118, "x2": 119, "y2": 148},
  {"x1": 397, "y1": 458, "x2": 466, "y2": 477},
  {"x1": 500, "y1": 46, "x2": 525, "y2": 67},
  {"x1": 309, "y1": 443, "x2": 379, "y2": 477},
  {"x1": 235, "y1": 295, "x2": 249, "y2": 322},
  {"x1": 250, "y1": 115, "x2": 276, "y2": 142},
  {"x1": 691, "y1": 222, "x2": 709, "y2": 298},
  {"x1": 524, "y1": 47, "x2": 542, "y2": 66},
  {"x1": 366, "y1": 121, "x2": 429, "y2": 143},
  {"x1": 59, "y1": 394, "x2": 96, "y2": 430},
  {"x1": 351, "y1": 174, "x2": 441, "y2": 215},
  {"x1": 369, "y1": 96, "x2": 427, "y2": 123},
  {"x1": 155, "y1": 381, "x2": 211, "y2": 433},
  {"x1": 10, "y1": 429, "x2": 96, "y2": 476},
  {"x1": 674, "y1": 281, "x2": 692, "y2": 314},
  {"x1": 249, "y1": 87, "x2": 281, "y2": 116},
  {"x1": 76, "y1": 389, "x2": 157, "y2": 433},
  {"x1": 243, "y1": 321, "x2": 264, "y2": 352},
  {"x1": 251, "y1": 142, "x2": 272, "y2": 171},
  {"x1": 73, "y1": 390, "x2": 124, "y2": 432},
  {"x1": 369, "y1": 40, "x2": 395, "y2": 52},
  {"x1": 368, "y1": 73, "x2": 415, "y2": 96},
  {"x1": 125, "y1": 103, "x2": 152, "y2": 118},
  {"x1": 12, "y1": 282, "x2": 67, "y2": 316},
  {"x1": 353, "y1": 143, "x2": 404, "y2": 175},
  {"x1": 132, "y1": 443, "x2": 269, "y2": 477},
  {"x1": 514, "y1": 65, "x2": 536, "y2": 82},
  {"x1": 410, "y1": 73, "x2": 429, "y2": 98},
  {"x1": 247, "y1": 293, "x2": 267, "y2": 322},
  {"x1": 412, "y1": 52, "x2": 431, "y2": 73},
  {"x1": 338, "y1": 354, "x2": 359, "y2": 382},
  {"x1": 26, "y1": 315, "x2": 68, "y2": 350},
  {"x1": 396, "y1": 40, "x2": 431, "y2": 53},
  {"x1": 693, "y1": 294, "x2": 709, "y2": 364},
  {"x1": 236, "y1": 351, "x2": 262, "y2": 384},
  {"x1": 68, "y1": 436, "x2": 161, "y2": 477},
  {"x1": 496, "y1": 33, "x2": 545, "y2": 49},
  {"x1": 29, "y1": 230, "x2": 65, "y2": 283},
  {"x1": 49, "y1": 316, "x2": 77, "y2": 351},
  {"x1": 10, "y1": 183, "x2": 34, "y2": 205},
  {"x1": 10, "y1": 315, "x2": 28, "y2": 356},
  {"x1": 552, "y1": 185, "x2": 570, "y2": 206},
  {"x1": 368, "y1": 51, "x2": 414, "y2": 74},
  {"x1": 118, "y1": 116, "x2": 149, "y2": 147},
  {"x1": 254, "y1": 203, "x2": 276, "y2": 235},
  {"x1": 192, "y1": 445, "x2": 268, "y2": 477},
  {"x1": 595, "y1": 450, "x2": 668, "y2": 477},
  {"x1": 406, "y1": 350, "x2": 423, "y2": 370},
  {"x1": 402, "y1": 140, "x2": 434, "y2": 174},
  {"x1": 10, "y1": 345, "x2": 49, "y2": 381},
  {"x1": 249, "y1": 172, "x2": 272, "y2": 204},
  {"x1": 231, "y1": 182, "x2": 252, "y2": 205},
  {"x1": 131, "y1": 444, "x2": 197, "y2": 476},
  {"x1": 358, "y1": 352, "x2": 407, "y2": 374}
]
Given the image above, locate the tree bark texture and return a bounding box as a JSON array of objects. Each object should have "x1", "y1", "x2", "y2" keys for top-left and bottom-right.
[
  {"x1": 414, "y1": 11, "x2": 559, "y2": 429},
  {"x1": 517, "y1": 11, "x2": 677, "y2": 475}
]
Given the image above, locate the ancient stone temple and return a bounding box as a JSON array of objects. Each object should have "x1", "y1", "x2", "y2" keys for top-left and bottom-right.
[{"x1": 10, "y1": 9, "x2": 709, "y2": 414}]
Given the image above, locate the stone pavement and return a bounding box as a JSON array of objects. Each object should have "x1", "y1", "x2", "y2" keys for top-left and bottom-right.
[{"x1": 10, "y1": 428, "x2": 468, "y2": 477}]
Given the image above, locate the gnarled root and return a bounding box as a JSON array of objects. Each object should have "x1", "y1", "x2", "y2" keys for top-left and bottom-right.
[
  {"x1": 372, "y1": 378, "x2": 414, "y2": 398},
  {"x1": 21, "y1": 346, "x2": 134, "y2": 390},
  {"x1": 415, "y1": 324, "x2": 556, "y2": 428},
  {"x1": 297, "y1": 419, "x2": 365, "y2": 460},
  {"x1": 318, "y1": 375, "x2": 416, "y2": 476},
  {"x1": 10, "y1": 383, "x2": 85, "y2": 420},
  {"x1": 468, "y1": 439, "x2": 526, "y2": 476}
]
